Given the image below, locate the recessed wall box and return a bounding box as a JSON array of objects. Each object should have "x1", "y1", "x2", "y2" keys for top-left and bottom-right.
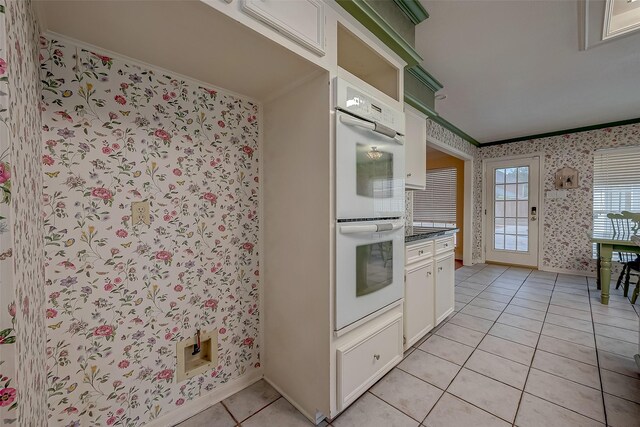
[{"x1": 176, "y1": 329, "x2": 218, "y2": 382}]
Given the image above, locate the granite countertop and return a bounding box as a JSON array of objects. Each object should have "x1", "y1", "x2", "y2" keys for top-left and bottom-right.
[{"x1": 405, "y1": 226, "x2": 459, "y2": 244}]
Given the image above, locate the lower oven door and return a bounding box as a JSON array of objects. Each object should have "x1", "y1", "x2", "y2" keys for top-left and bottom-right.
[{"x1": 335, "y1": 219, "x2": 405, "y2": 331}]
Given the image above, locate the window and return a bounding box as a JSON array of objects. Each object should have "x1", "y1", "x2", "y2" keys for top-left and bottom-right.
[
  {"x1": 592, "y1": 146, "x2": 640, "y2": 257},
  {"x1": 413, "y1": 167, "x2": 457, "y2": 229}
]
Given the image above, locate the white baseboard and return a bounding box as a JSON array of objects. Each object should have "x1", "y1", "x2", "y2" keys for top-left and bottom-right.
[
  {"x1": 539, "y1": 266, "x2": 597, "y2": 278},
  {"x1": 146, "y1": 370, "x2": 263, "y2": 427}
]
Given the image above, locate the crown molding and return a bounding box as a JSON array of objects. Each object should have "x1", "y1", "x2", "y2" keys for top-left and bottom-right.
[{"x1": 392, "y1": 0, "x2": 429, "y2": 25}]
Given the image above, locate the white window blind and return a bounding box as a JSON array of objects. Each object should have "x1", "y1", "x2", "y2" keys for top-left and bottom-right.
[
  {"x1": 413, "y1": 168, "x2": 457, "y2": 224},
  {"x1": 593, "y1": 146, "x2": 640, "y2": 257}
]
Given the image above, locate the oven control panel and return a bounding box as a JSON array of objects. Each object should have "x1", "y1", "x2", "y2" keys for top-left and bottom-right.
[{"x1": 335, "y1": 78, "x2": 404, "y2": 134}]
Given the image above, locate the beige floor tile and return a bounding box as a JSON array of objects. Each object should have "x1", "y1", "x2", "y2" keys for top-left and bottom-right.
[
  {"x1": 423, "y1": 392, "x2": 510, "y2": 427},
  {"x1": 547, "y1": 304, "x2": 592, "y2": 321},
  {"x1": 597, "y1": 350, "x2": 640, "y2": 379},
  {"x1": 177, "y1": 403, "x2": 236, "y2": 427},
  {"x1": 464, "y1": 349, "x2": 529, "y2": 389},
  {"x1": 524, "y1": 368, "x2": 605, "y2": 423},
  {"x1": 448, "y1": 368, "x2": 521, "y2": 422},
  {"x1": 604, "y1": 393, "x2": 640, "y2": 427},
  {"x1": 515, "y1": 393, "x2": 604, "y2": 427},
  {"x1": 370, "y1": 369, "x2": 443, "y2": 422},
  {"x1": 489, "y1": 322, "x2": 539, "y2": 347},
  {"x1": 419, "y1": 335, "x2": 475, "y2": 365},
  {"x1": 542, "y1": 323, "x2": 595, "y2": 347},
  {"x1": 497, "y1": 313, "x2": 543, "y2": 333},
  {"x1": 242, "y1": 398, "x2": 317, "y2": 427},
  {"x1": 447, "y1": 312, "x2": 495, "y2": 333},
  {"x1": 468, "y1": 297, "x2": 508, "y2": 312},
  {"x1": 398, "y1": 349, "x2": 461, "y2": 389},
  {"x1": 478, "y1": 335, "x2": 535, "y2": 366},
  {"x1": 591, "y1": 306, "x2": 639, "y2": 321},
  {"x1": 509, "y1": 297, "x2": 548, "y2": 312},
  {"x1": 460, "y1": 304, "x2": 502, "y2": 321},
  {"x1": 455, "y1": 286, "x2": 482, "y2": 297},
  {"x1": 436, "y1": 323, "x2": 486, "y2": 347},
  {"x1": 503, "y1": 304, "x2": 546, "y2": 322},
  {"x1": 549, "y1": 298, "x2": 591, "y2": 312},
  {"x1": 455, "y1": 293, "x2": 474, "y2": 303},
  {"x1": 484, "y1": 286, "x2": 518, "y2": 296},
  {"x1": 532, "y1": 350, "x2": 601, "y2": 389},
  {"x1": 537, "y1": 335, "x2": 598, "y2": 365},
  {"x1": 490, "y1": 281, "x2": 521, "y2": 290},
  {"x1": 477, "y1": 291, "x2": 513, "y2": 303},
  {"x1": 594, "y1": 323, "x2": 640, "y2": 344},
  {"x1": 332, "y1": 393, "x2": 418, "y2": 427},
  {"x1": 222, "y1": 379, "x2": 280, "y2": 422},
  {"x1": 601, "y1": 369, "x2": 640, "y2": 404},
  {"x1": 514, "y1": 291, "x2": 550, "y2": 303},
  {"x1": 595, "y1": 335, "x2": 638, "y2": 358},
  {"x1": 545, "y1": 313, "x2": 594, "y2": 333}
]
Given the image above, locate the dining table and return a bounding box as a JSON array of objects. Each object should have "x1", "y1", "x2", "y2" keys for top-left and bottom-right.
[{"x1": 590, "y1": 230, "x2": 640, "y2": 304}]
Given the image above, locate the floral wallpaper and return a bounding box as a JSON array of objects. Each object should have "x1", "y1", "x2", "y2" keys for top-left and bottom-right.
[
  {"x1": 40, "y1": 38, "x2": 260, "y2": 425},
  {"x1": 1, "y1": 0, "x2": 47, "y2": 425},
  {"x1": 475, "y1": 124, "x2": 640, "y2": 272},
  {"x1": 426, "y1": 120, "x2": 478, "y2": 159}
]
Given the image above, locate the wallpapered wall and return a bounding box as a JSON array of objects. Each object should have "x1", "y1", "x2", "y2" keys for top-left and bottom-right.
[
  {"x1": 475, "y1": 124, "x2": 640, "y2": 272},
  {"x1": 0, "y1": 0, "x2": 47, "y2": 425},
  {"x1": 41, "y1": 38, "x2": 260, "y2": 425}
]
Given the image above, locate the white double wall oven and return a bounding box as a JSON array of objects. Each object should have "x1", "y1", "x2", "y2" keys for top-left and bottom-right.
[{"x1": 334, "y1": 78, "x2": 406, "y2": 331}]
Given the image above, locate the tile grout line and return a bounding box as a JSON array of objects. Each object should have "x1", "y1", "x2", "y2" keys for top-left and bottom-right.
[
  {"x1": 220, "y1": 401, "x2": 241, "y2": 426},
  {"x1": 587, "y1": 278, "x2": 609, "y2": 427}
]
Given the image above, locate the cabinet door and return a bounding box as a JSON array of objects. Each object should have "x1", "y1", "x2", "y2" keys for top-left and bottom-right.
[
  {"x1": 242, "y1": 0, "x2": 325, "y2": 56},
  {"x1": 404, "y1": 104, "x2": 427, "y2": 190},
  {"x1": 435, "y1": 253, "x2": 455, "y2": 325},
  {"x1": 404, "y1": 260, "x2": 434, "y2": 349}
]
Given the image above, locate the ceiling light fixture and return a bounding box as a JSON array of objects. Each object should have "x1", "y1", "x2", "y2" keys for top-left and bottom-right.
[{"x1": 367, "y1": 146, "x2": 383, "y2": 160}]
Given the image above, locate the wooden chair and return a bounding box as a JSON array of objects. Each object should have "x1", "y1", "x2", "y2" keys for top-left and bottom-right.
[{"x1": 608, "y1": 212, "x2": 640, "y2": 302}]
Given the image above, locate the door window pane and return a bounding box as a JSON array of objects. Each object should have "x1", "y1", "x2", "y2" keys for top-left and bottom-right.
[
  {"x1": 495, "y1": 185, "x2": 505, "y2": 200},
  {"x1": 505, "y1": 201, "x2": 517, "y2": 217},
  {"x1": 505, "y1": 184, "x2": 517, "y2": 200},
  {"x1": 505, "y1": 234, "x2": 517, "y2": 250},
  {"x1": 518, "y1": 167, "x2": 529, "y2": 183},
  {"x1": 517, "y1": 201, "x2": 529, "y2": 217},
  {"x1": 517, "y1": 184, "x2": 528, "y2": 200},
  {"x1": 495, "y1": 169, "x2": 505, "y2": 184},
  {"x1": 492, "y1": 164, "x2": 531, "y2": 253},
  {"x1": 505, "y1": 218, "x2": 517, "y2": 234},
  {"x1": 495, "y1": 218, "x2": 505, "y2": 234},
  {"x1": 495, "y1": 201, "x2": 504, "y2": 217},
  {"x1": 517, "y1": 236, "x2": 528, "y2": 251},
  {"x1": 495, "y1": 234, "x2": 505, "y2": 250},
  {"x1": 517, "y1": 218, "x2": 528, "y2": 235},
  {"x1": 506, "y1": 168, "x2": 518, "y2": 183}
]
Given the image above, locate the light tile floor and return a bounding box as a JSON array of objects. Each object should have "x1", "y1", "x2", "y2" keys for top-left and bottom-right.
[{"x1": 177, "y1": 265, "x2": 640, "y2": 427}]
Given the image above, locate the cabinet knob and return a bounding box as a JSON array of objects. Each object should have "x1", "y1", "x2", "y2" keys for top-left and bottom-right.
[
  {"x1": 444, "y1": 243, "x2": 448, "y2": 247},
  {"x1": 427, "y1": 271, "x2": 431, "y2": 276},
  {"x1": 418, "y1": 250, "x2": 424, "y2": 255},
  {"x1": 407, "y1": 173, "x2": 412, "y2": 177},
  {"x1": 438, "y1": 267, "x2": 443, "y2": 271},
  {"x1": 373, "y1": 354, "x2": 380, "y2": 361}
]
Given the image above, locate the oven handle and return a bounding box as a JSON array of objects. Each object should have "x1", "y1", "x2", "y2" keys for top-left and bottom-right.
[
  {"x1": 340, "y1": 221, "x2": 404, "y2": 235},
  {"x1": 339, "y1": 114, "x2": 404, "y2": 145}
]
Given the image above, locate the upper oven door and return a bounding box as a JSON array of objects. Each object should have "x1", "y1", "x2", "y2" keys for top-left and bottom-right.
[
  {"x1": 336, "y1": 111, "x2": 405, "y2": 220},
  {"x1": 335, "y1": 219, "x2": 405, "y2": 331}
]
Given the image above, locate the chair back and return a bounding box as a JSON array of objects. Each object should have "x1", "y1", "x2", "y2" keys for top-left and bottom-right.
[{"x1": 608, "y1": 212, "x2": 640, "y2": 263}]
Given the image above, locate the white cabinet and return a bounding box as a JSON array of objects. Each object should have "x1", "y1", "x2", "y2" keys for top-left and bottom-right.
[
  {"x1": 336, "y1": 313, "x2": 403, "y2": 411},
  {"x1": 242, "y1": 0, "x2": 325, "y2": 56},
  {"x1": 435, "y1": 252, "x2": 455, "y2": 324},
  {"x1": 404, "y1": 104, "x2": 427, "y2": 190},
  {"x1": 404, "y1": 260, "x2": 434, "y2": 349}
]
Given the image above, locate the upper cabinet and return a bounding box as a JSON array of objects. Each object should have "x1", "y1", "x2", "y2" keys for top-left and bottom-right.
[
  {"x1": 404, "y1": 104, "x2": 427, "y2": 190},
  {"x1": 241, "y1": 0, "x2": 326, "y2": 56}
]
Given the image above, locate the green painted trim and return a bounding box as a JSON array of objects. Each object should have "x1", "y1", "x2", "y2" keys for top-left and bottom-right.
[
  {"x1": 336, "y1": 0, "x2": 423, "y2": 66},
  {"x1": 392, "y1": 0, "x2": 429, "y2": 25},
  {"x1": 483, "y1": 117, "x2": 640, "y2": 146},
  {"x1": 405, "y1": 94, "x2": 481, "y2": 147},
  {"x1": 406, "y1": 65, "x2": 443, "y2": 92}
]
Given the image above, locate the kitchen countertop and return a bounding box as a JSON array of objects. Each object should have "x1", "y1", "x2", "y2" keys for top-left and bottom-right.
[{"x1": 405, "y1": 226, "x2": 459, "y2": 244}]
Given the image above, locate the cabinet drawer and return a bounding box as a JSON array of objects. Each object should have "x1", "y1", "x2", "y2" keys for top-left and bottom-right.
[
  {"x1": 336, "y1": 314, "x2": 403, "y2": 411},
  {"x1": 434, "y1": 236, "x2": 454, "y2": 255},
  {"x1": 406, "y1": 241, "x2": 434, "y2": 264}
]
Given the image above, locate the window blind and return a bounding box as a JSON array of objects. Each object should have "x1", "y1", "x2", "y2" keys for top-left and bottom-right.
[
  {"x1": 413, "y1": 167, "x2": 457, "y2": 224},
  {"x1": 592, "y1": 146, "x2": 640, "y2": 257}
]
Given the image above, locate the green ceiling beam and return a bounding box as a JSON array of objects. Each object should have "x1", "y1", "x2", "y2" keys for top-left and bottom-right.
[
  {"x1": 392, "y1": 0, "x2": 429, "y2": 25},
  {"x1": 406, "y1": 65, "x2": 443, "y2": 93},
  {"x1": 405, "y1": 93, "x2": 480, "y2": 147},
  {"x1": 336, "y1": 0, "x2": 423, "y2": 66}
]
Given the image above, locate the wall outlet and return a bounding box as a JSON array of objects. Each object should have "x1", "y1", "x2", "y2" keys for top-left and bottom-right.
[
  {"x1": 131, "y1": 200, "x2": 150, "y2": 225},
  {"x1": 176, "y1": 329, "x2": 218, "y2": 382}
]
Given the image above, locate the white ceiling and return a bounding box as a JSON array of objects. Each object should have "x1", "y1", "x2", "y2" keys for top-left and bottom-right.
[{"x1": 416, "y1": 0, "x2": 640, "y2": 143}]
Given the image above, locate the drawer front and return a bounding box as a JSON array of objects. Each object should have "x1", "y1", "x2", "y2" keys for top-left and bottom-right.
[
  {"x1": 337, "y1": 314, "x2": 403, "y2": 411},
  {"x1": 434, "y1": 236, "x2": 454, "y2": 255},
  {"x1": 406, "y1": 241, "x2": 434, "y2": 264}
]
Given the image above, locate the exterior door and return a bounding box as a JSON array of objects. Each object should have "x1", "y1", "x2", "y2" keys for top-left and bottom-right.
[{"x1": 485, "y1": 157, "x2": 540, "y2": 267}]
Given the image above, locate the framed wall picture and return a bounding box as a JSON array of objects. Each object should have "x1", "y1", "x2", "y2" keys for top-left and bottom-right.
[{"x1": 555, "y1": 167, "x2": 579, "y2": 189}]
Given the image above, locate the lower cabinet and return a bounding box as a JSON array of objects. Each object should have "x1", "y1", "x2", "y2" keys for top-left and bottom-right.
[
  {"x1": 435, "y1": 252, "x2": 455, "y2": 324},
  {"x1": 404, "y1": 260, "x2": 434, "y2": 349},
  {"x1": 336, "y1": 313, "x2": 403, "y2": 411}
]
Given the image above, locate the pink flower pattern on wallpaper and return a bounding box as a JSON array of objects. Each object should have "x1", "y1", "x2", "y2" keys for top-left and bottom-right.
[{"x1": 41, "y1": 38, "x2": 260, "y2": 425}]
